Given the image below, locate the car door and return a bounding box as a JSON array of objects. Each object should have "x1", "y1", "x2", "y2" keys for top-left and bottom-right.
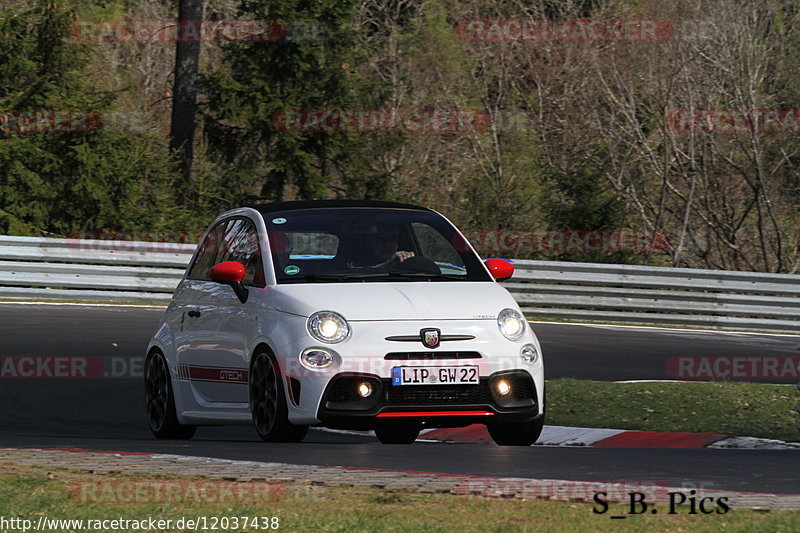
[
  {"x1": 172, "y1": 220, "x2": 228, "y2": 403},
  {"x1": 183, "y1": 217, "x2": 265, "y2": 403}
]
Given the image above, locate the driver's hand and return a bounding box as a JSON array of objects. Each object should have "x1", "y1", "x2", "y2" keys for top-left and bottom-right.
[{"x1": 393, "y1": 251, "x2": 415, "y2": 263}]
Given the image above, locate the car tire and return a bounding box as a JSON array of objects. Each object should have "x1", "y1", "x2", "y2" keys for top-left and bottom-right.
[
  {"x1": 374, "y1": 423, "x2": 420, "y2": 444},
  {"x1": 144, "y1": 351, "x2": 197, "y2": 439},
  {"x1": 487, "y1": 415, "x2": 545, "y2": 446},
  {"x1": 250, "y1": 350, "x2": 308, "y2": 443}
]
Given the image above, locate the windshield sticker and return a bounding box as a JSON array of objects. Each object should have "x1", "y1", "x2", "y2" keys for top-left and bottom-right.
[
  {"x1": 272, "y1": 217, "x2": 287, "y2": 224},
  {"x1": 283, "y1": 265, "x2": 300, "y2": 275}
]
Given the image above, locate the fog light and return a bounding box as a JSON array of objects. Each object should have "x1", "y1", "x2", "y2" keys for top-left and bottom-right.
[
  {"x1": 357, "y1": 381, "x2": 374, "y2": 398},
  {"x1": 495, "y1": 379, "x2": 511, "y2": 396},
  {"x1": 520, "y1": 344, "x2": 539, "y2": 364},
  {"x1": 300, "y1": 349, "x2": 334, "y2": 370}
]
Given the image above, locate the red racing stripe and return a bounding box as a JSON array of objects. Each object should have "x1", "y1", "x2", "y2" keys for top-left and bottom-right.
[{"x1": 376, "y1": 410, "x2": 494, "y2": 418}]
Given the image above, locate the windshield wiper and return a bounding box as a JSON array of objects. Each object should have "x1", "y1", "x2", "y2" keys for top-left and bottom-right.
[
  {"x1": 278, "y1": 273, "x2": 345, "y2": 282},
  {"x1": 278, "y1": 272, "x2": 401, "y2": 282},
  {"x1": 278, "y1": 271, "x2": 467, "y2": 282},
  {"x1": 379, "y1": 271, "x2": 466, "y2": 281}
]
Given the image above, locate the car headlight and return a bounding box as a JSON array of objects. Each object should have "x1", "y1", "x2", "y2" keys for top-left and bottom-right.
[
  {"x1": 307, "y1": 311, "x2": 350, "y2": 344},
  {"x1": 497, "y1": 308, "x2": 525, "y2": 341}
]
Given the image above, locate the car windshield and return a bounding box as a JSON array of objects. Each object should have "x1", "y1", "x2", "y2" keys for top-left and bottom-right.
[{"x1": 261, "y1": 207, "x2": 491, "y2": 283}]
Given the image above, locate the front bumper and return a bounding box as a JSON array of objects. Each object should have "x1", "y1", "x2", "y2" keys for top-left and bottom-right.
[
  {"x1": 274, "y1": 316, "x2": 545, "y2": 426},
  {"x1": 317, "y1": 369, "x2": 541, "y2": 430}
]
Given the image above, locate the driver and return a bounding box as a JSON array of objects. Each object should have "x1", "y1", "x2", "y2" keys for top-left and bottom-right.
[{"x1": 363, "y1": 226, "x2": 414, "y2": 268}]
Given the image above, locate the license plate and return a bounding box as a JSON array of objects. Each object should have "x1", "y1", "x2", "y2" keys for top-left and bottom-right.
[{"x1": 391, "y1": 366, "x2": 479, "y2": 386}]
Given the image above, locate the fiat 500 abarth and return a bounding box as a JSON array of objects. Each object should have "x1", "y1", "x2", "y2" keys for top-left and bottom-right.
[{"x1": 145, "y1": 200, "x2": 545, "y2": 445}]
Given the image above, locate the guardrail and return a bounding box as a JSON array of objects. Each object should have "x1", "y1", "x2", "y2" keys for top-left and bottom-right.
[
  {"x1": 0, "y1": 236, "x2": 798, "y2": 333},
  {"x1": 0, "y1": 235, "x2": 193, "y2": 304},
  {"x1": 510, "y1": 260, "x2": 800, "y2": 333}
]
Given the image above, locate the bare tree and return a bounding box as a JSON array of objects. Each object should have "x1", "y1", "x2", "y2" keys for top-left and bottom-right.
[
  {"x1": 577, "y1": 0, "x2": 800, "y2": 272},
  {"x1": 170, "y1": 0, "x2": 205, "y2": 193}
]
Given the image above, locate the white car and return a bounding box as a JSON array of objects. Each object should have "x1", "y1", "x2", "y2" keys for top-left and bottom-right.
[{"x1": 145, "y1": 200, "x2": 545, "y2": 445}]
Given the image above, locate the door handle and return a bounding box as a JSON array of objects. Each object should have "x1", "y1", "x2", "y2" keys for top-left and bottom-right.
[{"x1": 188, "y1": 310, "x2": 201, "y2": 318}]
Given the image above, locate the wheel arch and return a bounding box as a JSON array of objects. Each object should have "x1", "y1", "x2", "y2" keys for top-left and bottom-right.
[
  {"x1": 249, "y1": 342, "x2": 277, "y2": 371},
  {"x1": 248, "y1": 341, "x2": 299, "y2": 415},
  {"x1": 144, "y1": 341, "x2": 188, "y2": 423}
]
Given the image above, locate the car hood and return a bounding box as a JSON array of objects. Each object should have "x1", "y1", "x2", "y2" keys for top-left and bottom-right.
[{"x1": 270, "y1": 282, "x2": 519, "y2": 321}]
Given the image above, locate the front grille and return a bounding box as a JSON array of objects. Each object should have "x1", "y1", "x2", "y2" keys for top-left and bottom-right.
[
  {"x1": 381, "y1": 379, "x2": 491, "y2": 405},
  {"x1": 384, "y1": 351, "x2": 482, "y2": 360}
]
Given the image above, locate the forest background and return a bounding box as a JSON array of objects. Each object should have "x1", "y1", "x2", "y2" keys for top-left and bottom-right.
[{"x1": 1, "y1": 0, "x2": 798, "y2": 272}]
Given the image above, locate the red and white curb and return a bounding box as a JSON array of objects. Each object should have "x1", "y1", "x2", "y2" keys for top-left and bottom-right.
[{"x1": 417, "y1": 425, "x2": 800, "y2": 449}]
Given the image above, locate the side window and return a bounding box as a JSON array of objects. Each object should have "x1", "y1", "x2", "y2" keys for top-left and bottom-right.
[
  {"x1": 226, "y1": 220, "x2": 265, "y2": 287},
  {"x1": 188, "y1": 222, "x2": 226, "y2": 280},
  {"x1": 188, "y1": 218, "x2": 265, "y2": 287}
]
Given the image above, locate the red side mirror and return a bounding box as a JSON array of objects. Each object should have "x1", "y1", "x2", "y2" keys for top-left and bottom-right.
[
  {"x1": 209, "y1": 261, "x2": 246, "y2": 283},
  {"x1": 484, "y1": 258, "x2": 514, "y2": 281}
]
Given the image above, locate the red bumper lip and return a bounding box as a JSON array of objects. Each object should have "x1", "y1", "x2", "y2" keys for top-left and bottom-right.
[{"x1": 376, "y1": 410, "x2": 495, "y2": 418}]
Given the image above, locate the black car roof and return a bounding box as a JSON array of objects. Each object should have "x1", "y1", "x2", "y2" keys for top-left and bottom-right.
[{"x1": 249, "y1": 199, "x2": 433, "y2": 214}]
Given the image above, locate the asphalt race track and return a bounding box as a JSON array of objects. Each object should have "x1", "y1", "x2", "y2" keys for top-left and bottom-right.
[{"x1": 0, "y1": 303, "x2": 798, "y2": 495}]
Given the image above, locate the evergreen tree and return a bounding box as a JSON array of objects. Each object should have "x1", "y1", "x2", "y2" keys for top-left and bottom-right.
[
  {"x1": 202, "y1": 0, "x2": 389, "y2": 202},
  {"x1": 0, "y1": 2, "x2": 182, "y2": 236}
]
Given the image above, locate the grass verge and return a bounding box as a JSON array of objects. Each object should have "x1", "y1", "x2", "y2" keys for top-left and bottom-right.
[
  {"x1": 0, "y1": 464, "x2": 798, "y2": 533},
  {"x1": 547, "y1": 379, "x2": 800, "y2": 442}
]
